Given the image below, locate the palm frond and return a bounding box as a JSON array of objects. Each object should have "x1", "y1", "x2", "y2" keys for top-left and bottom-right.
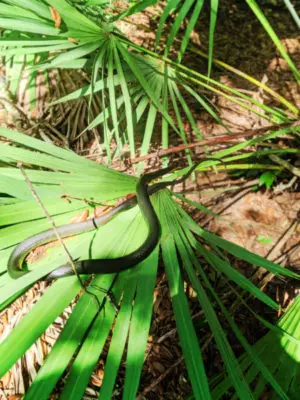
[
  {"x1": 1, "y1": 131, "x2": 299, "y2": 398},
  {"x1": 1, "y1": 0, "x2": 297, "y2": 166},
  {"x1": 25, "y1": 275, "x2": 117, "y2": 400},
  {"x1": 211, "y1": 295, "x2": 300, "y2": 399}
]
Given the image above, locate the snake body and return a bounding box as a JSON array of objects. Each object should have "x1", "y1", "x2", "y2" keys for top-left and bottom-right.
[
  {"x1": 8, "y1": 160, "x2": 221, "y2": 280},
  {"x1": 7, "y1": 168, "x2": 172, "y2": 280}
]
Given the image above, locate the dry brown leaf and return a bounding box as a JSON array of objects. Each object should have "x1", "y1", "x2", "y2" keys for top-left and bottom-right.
[
  {"x1": 152, "y1": 361, "x2": 165, "y2": 374},
  {"x1": 91, "y1": 368, "x2": 104, "y2": 387},
  {"x1": 68, "y1": 37, "x2": 78, "y2": 43},
  {"x1": 2, "y1": 371, "x2": 11, "y2": 387},
  {"x1": 70, "y1": 209, "x2": 89, "y2": 223},
  {"x1": 30, "y1": 108, "x2": 39, "y2": 120},
  {"x1": 49, "y1": 7, "x2": 61, "y2": 29}
]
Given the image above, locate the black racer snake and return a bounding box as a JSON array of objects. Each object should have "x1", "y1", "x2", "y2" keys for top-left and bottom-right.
[{"x1": 7, "y1": 161, "x2": 221, "y2": 280}]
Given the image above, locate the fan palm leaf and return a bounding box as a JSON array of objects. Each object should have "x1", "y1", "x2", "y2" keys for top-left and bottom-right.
[
  {"x1": 0, "y1": 129, "x2": 299, "y2": 398},
  {"x1": 0, "y1": 0, "x2": 297, "y2": 165},
  {"x1": 211, "y1": 295, "x2": 300, "y2": 399}
]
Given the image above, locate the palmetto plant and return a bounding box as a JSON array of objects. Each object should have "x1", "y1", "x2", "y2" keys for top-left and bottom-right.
[
  {"x1": 189, "y1": 295, "x2": 300, "y2": 399},
  {"x1": 0, "y1": 127, "x2": 299, "y2": 399},
  {"x1": 0, "y1": 0, "x2": 299, "y2": 164},
  {"x1": 0, "y1": 0, "x2": 300, "y2": 399}
]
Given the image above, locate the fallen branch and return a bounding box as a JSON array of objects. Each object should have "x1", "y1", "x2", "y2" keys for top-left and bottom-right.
[{"x1": 127, "y1": 122, "x2": 297, "y2": 165}]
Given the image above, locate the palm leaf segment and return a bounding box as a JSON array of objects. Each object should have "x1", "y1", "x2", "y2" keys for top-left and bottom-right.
[
  {"x1": 0, "y1": 129, "x2": 299, "y2": 398},
  {"x1": 212, "y1": 295, "x2": 300, "y2": 399},
  {"x1": 1, "y1": 0, "x2": 296, "y2": 165}
]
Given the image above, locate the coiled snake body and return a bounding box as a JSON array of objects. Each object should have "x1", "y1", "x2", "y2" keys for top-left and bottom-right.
[{"x1": 7, "y1": 168, "x2": 173, "y2": 280}]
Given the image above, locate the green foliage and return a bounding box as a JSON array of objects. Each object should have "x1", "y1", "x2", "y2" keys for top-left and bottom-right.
[
  {"x1": 0, "y1": 1, "x2": 299, "y2": 398},
  {"x1": 259, "y1": 171, "x2": 276, "y2": 188},
  {"x1": 0, "y1": 0, "x2": 298, "y2": 163},
  {"x1": 246, "y1": 0, "x2": 300, "y2": 82},
  {"x1": 256, "y1": 235, "x2": 273, "y2": 245},
  {"x1": 0, "y1": 129, "x2": 299, "y2": 398},
  {"x1": 211, "y1": 295, "x2": 300, "y2": 399}
]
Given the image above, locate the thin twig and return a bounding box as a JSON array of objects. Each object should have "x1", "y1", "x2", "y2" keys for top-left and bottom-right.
[
  {"x1": 156, "y1": 310, "x2": 204, "y2": 344},
  {"x1": 18, "y1": 162, "x2": 85, "y2": 288},
  {"x1": 126, "y1": 122, "x2": 297, "y2": 165},
  {"x1": 60, "y1": 194, "x2": 112, "y2": 206},
  {"x1": 269, "y1": 154, "x2": 300, "y2": 177}
]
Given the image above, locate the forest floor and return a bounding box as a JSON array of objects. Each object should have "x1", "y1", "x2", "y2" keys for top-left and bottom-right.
[{"x1": 0, "y1": 1, "x2": 299, "y2": 399}]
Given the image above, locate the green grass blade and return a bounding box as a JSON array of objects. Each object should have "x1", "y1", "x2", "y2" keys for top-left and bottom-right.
[
  {"x1": 212, "y1": 297, "x2": 300, "y2": 399},
  {"x1": 168, "y1": 211, "x2": 256, "y2": 398},
  {"x1": 162, "y1": 65, "x2": 169, "y2": 167},
  {"x1": 137, "y1": 104, "x2": 158, "y2": 173},
  {"x1": 168, "y1": 81, "x2": 193, "y2": 165},
  {"x1": 155, "y1": 0, "x2": 181, "y2": 50},
  {"x1": 0, "y1": 39, "x2": 69, "y2": 45},
  {"x1": 172, "y1": 81, "x2": 202, "y2": 140},
  {"x1": 112, "y1": 40, "x2": 135, "y2": 157},
  {"x1": 0, "y1": 4, "x2": 46, "y2": 21},
  {"x1": 195, "y1": 258, "x2": 290, "y2": 399},
  {"x1": 283, "y1": 0, "x2": 300, "y2": 28},
  {"x1": 178, "y1": 0, "x2": 204, "y2": 62},
  {"x1": 213, "y1": 127, "x2": 299, "y2": 159},
  {"x1": 0, "y1": 174, "x2": 53, "y2": 201},
  {"x1": 0, "y1": 144, "x2": 88, "y2": 173},
  {"x1": 83, "y1": 94, "x2": 124, "y2": 131},
  {"x1": 164, "y1": 0, "x2": 195, "y2": 57},
  {"x1": 117, "y1": 36, "x2": 291, "y2": 121},
  {"x1": 51, "y1": 72, "x2": 131, "y2": 105},
  {"x1": 113, "y1": 0, "x2": 157, "y2": 21},
  {"x1": 0, "y1": 127, "x2": 97, "y2": 167},
  {"x1": 189, "y1": 46, "x2": 299, "y2": 115},
  {"x1": 100, "y1": 55, "x2": 113, "y2": 163},
  {"x1": 208, "y1": 0, "x2": 218, "y2": 77},
  {"x1": 178, "y1": 69, "x2": 286, "y2": 123},
  {"x1": 157, "y1": 192, "x2": 212, "y2": 399},
  {"x1": 175, "y1": 241, "x2": 255, "y2": 399},
  {"x1": 246, "y1": 0, "x2": 300, "y2": 82},
  {"x1": 172, "y1": 192, "x2": 218, "y2": 216}
]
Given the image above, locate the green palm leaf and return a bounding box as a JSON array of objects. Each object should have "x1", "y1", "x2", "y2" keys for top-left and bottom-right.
[
  {"x1": 0, "y1": 276, "x2": 85, "y2": 377},
  {"x1": 3, "y1": 0, "x2": 52, "y2": 20},
  {"x1": 123, "y1": 250, "x2": 159, "y2": 398},
  {"x1": 211, "y1": 296, "x2": 300, "y2": 399},
  {"x1": 0, "y1": 117, "x2": 298, "y2": 399},
  {"x1": 246, "y1": 0, "x2": 300, "y2": 82}
]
